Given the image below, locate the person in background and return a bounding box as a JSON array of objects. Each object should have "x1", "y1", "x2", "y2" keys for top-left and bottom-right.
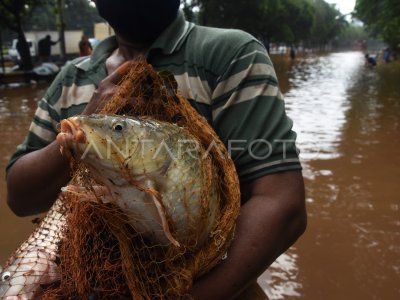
[
  {"x1": 383, "y1": 48, "x2": 391, "y2": 63},
  {"x1": 289, "y1": 45, "x2": 296, "y2": 60},
  {"x1": 79, "y1": 35, "x2": 93, "y2": 56},
  {"x1": 365, "y1": 53, "x2": 377, "y2": 68},
  {"x1": 5, "y1": 0, "x2": 307, "y2": 298},
  {"x1": 15, "y1": 40, "x2": 24, "y2": 67},
  {"x1": 38, "y1": 35, "x2": 58, "y2": 62}
]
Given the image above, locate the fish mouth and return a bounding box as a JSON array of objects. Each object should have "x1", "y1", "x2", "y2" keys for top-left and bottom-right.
[{"x1": 59, "y1": 117, "x2": 86, "y2": 144}]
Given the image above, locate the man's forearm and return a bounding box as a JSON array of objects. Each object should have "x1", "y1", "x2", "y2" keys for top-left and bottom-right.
[
  {"x1": 189, "y1": 171, "x2": 307, "y2": 299},
  {"x1": 6, "y1": 63, "x2": 133, "y2": 217},
  {"x1": 6, "y1": 141, "x2": 71, "y2": 216}
]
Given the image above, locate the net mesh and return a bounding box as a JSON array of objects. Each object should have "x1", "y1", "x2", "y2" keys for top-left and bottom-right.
[{"x1": 38, "y1": 59, "x2": 241, "y2": 299}]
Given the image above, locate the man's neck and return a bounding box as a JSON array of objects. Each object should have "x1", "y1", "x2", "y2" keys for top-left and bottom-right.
[
  {"x1": 105, "y1": 35, "x2": 150, "y2": 75},
  {"x1": 116, "y1": 35, "x2": 150, "y2": 59}
]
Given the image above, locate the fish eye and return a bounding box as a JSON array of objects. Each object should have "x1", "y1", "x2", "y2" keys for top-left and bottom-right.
[
  {"x1": 112, "y1": 121, "x2": 126, "y2": 132},
  {"x1": 1, "y1": 271, "x2": 11, "y2": 281}
]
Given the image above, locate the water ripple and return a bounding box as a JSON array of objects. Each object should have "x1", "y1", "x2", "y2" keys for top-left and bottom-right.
[{"x1": 284, "y1": 52, "x2": 365, "y2": 161}]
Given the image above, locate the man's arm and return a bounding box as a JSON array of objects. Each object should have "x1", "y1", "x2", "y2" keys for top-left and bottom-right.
[
  {"x1": 6, "y1": 62, "x2": 130, "y2": 216},
  {"x1": 6, "y1": 141, "x2": 71, "y2": 216},
  {"x1": 189, "y1": 170, "x2": 307, "y2": 299}
]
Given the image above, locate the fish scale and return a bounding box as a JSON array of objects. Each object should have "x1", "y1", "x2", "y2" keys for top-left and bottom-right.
[
  {"x1": 0, "y1": 198, "x2": 65, "y2": 299},
  {"x1": 0, "y1": 114, "x2": 220, "y2": 298},
  {"x1": 66, "y1": 114, "x2": 220, "y2": 249}
]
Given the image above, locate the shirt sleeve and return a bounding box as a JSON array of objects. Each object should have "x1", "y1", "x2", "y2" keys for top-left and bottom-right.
[
  {"x1": 5, "y1": 57, "x2": 95, "y2": 174},
  {"x1": 211, "y1": 40, "x2": 301, "y2": 182},
  {"x1": 5, "y1": 73, "x2": 63, "y2": 173}
]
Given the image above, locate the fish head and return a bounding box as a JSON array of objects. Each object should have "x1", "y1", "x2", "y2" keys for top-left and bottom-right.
[
  {"x1": 60, "y1": 114, "x2": 176, "y2": 184},
  {"x1": 0, "y1": 264, "x2": 32, "y2": 299},
  {"x1": 0, "y1": 252, "x2": 59, "y2": 299}
]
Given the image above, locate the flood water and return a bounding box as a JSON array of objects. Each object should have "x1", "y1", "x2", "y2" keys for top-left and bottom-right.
[{"x1": 0, "y1": 52, "x2": 399, "y2": 299}]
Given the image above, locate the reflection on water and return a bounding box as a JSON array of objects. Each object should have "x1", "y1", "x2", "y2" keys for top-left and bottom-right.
[
  {"x1": 0, "y1": 53, "x2": 399, "y2": 299},
  {"x1": 0, "y1": 83, "x2": 49, "y2": 260},
  {"x1": 260, "y1": 53, "x2": 400, "y2": 299},
  {"x1": 284, "y1": 53, "x2": 363, "y2": 161},
  {"x1": 260, "y1": 251, "x2": 302, "y2": 299}
]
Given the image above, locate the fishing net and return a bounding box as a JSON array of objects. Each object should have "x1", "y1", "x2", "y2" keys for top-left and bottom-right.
[{"x1": 41, "y1": 59, "x2": 241, "y2": 299}]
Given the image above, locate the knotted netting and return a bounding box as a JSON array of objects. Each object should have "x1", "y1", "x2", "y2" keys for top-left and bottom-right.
[{"x1": 38, "y1": 59, "x2": 241, "y2": 299}]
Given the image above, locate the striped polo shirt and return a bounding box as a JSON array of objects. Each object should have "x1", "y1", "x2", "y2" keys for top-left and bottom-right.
[{"x1": 7, "y1": 12, "x2": 301, "y2": 182}]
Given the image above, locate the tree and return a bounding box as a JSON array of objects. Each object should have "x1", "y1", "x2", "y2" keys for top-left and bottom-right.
[
  {"x1": 27, "y1": 0, "x2": 102, "y2": 35},
  {"x1": 0, "y1": 0, "x2": 42, "y2": 70},
  {"x1": 251, "y1": 0, "x2": 315, "y2": 51},
  {"x1": 336, "y1": 23, "x2": 368, "y2": 50},
  {"x1": 196, "y1": 0, "x2": 264, "y2": 36},
  {"x1": 309, "y1": 0, "x2": 346, "y2": 49},
  {"x1": 262, "y1": 0, "x2": 314, "y2": 45},
  {"x1": 55, "y1": 0, "x2": 66, "y2": 60},
  {"x1": 258, "y1": 0, "x2": 285, "y2": 51},
  {"x1": 181, "y1": 0, "x2": 345, "y2": 51},
  {"x1": 283, "y1": 0, "x2": 314, "y2": 44},
  {"x1": 27, "y1": 0, "x2": 103, "y2": 60},
  {"x1": 354, "y1": 0, "x2": 400, "y2": 49},
  {"x1": 195, "y1": 0, "x2": 315, "y2": 51}
]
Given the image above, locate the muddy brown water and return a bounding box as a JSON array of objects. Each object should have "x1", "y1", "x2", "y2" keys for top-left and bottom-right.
[{"x1": 0, "y1": 52, "x2": 399, "y2": 299}]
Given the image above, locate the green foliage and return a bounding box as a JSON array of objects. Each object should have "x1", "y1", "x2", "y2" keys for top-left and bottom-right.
[
  {"x1": 196, "y1": 0, "x2": 264, "y2": 36},
  {"x1": 0, "y1": 0, "x2": 41, "y2": 31},
  {"x1": 195, "y1": 0, "x2": 346, "y2": 49},
  {"x1": 339, "y1": 24, "x2": 368, "y2": 41},
  {"x1": 2, "y1": 0, "x2": 354, "y2": 55},
  {"x1": 355, "y1": 0, "x2": 400, "y2": 49},
  {"x1": 335, "y1": 23, "x2": 368, "y2": 49},
  {"x1": 0, "y1": 0, "x2": 44, "y2": 70},
  {"x1": 309, "y1": 0, "x2": 345, "y2": 47},
  {"x1": 25, "y1": 0, "x2": 103, "y2": 35},
  {"x1": 277, "y1": 0, "x2": 315, "y2": 43}
]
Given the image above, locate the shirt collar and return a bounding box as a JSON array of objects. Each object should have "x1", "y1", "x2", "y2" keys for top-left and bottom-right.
[
  {"x1": 149, "y1": 11, "x2": 194, "y2": 55},
  {"x1": 73, "y1": 11, "x2": 193, "y2": 83},
  {"x1": 73, "y1": 36, "x2": 117, "y2": 86}
]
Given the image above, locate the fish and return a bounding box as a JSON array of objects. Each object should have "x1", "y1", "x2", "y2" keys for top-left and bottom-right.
[
  {"x1": 0, "y1": 114, "x2": 220, "y2": 298},
  {"x1": 58, "y1": 114, "x2": 220, "y2": 248},
  {"x1": 0, "y1": 198, "x2": 64, "y2": 299}
]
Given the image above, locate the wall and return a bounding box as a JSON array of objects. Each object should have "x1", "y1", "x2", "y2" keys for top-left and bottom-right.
[{"x1": 24, "y1": 30, "x2": 83, "y2": 56}]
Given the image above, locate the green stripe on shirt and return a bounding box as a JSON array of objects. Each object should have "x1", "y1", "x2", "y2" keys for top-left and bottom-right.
[{"x1": 6, "y1": 12, "x2": 301, "y2": 183}]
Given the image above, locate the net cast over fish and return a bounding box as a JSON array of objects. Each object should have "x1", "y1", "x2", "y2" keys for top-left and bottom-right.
[
  {"x1": 0, "y1": 115, "x2": 221, "y2": 298},
  {"x1": 0, "y1": 198, "x2": 64, "y2": 299},
  {"x1": 0, "y1": 60, "x2": 240, "y2": 299},
  {"x1": 59, "y1": 114, "x2": 221, "y2": 248}
]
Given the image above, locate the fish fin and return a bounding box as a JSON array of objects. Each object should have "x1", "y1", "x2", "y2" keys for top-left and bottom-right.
[
  {"x1": 145, "y1": 179, "x2": 180, "y2": 247},
  {"x1": 62, "y1": 185, "x2": 113, "y2": 203},
  {"x1": 150, "y1": 194, "x2": 180, "y2": 247},
  {"x1": 144, "y1": 160, "x2": 172, "y2": 192}
]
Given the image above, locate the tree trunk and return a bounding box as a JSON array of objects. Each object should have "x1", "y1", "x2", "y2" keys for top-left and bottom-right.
[
  {"x1": 261, "y1": 35, "x2": 271, "y2": 54},
  {"x1": 0, "y1": 31, "x2": 5, "y2": 73},
  {"x1": 57, "y1": 0, "x2": 66, "y2": 61}
]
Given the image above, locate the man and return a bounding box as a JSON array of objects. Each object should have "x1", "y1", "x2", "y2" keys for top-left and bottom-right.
[
  {"x1": 38, "y1": 34, "x2": 58, "y2": 62},
  {"x1": 6, "y1": 0, "x2": 306, "y2": 299}
]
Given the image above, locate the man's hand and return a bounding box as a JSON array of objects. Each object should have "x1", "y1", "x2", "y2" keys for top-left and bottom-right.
[
  {"x1": 6, "y1": 140, "x2": 71, "y2": 216},
  {"x1": 189, "y1": 170, "x2": 307, "y2": 299},
  {"x1": 56, "y1": 117, "x2": 86, "y2": 160},
  {"x1": 82, "y1": 61, "x2": 131, "y2": 115},
  {"x1": 6, "y1": 62, "x2": 132, "y2": 216}
]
